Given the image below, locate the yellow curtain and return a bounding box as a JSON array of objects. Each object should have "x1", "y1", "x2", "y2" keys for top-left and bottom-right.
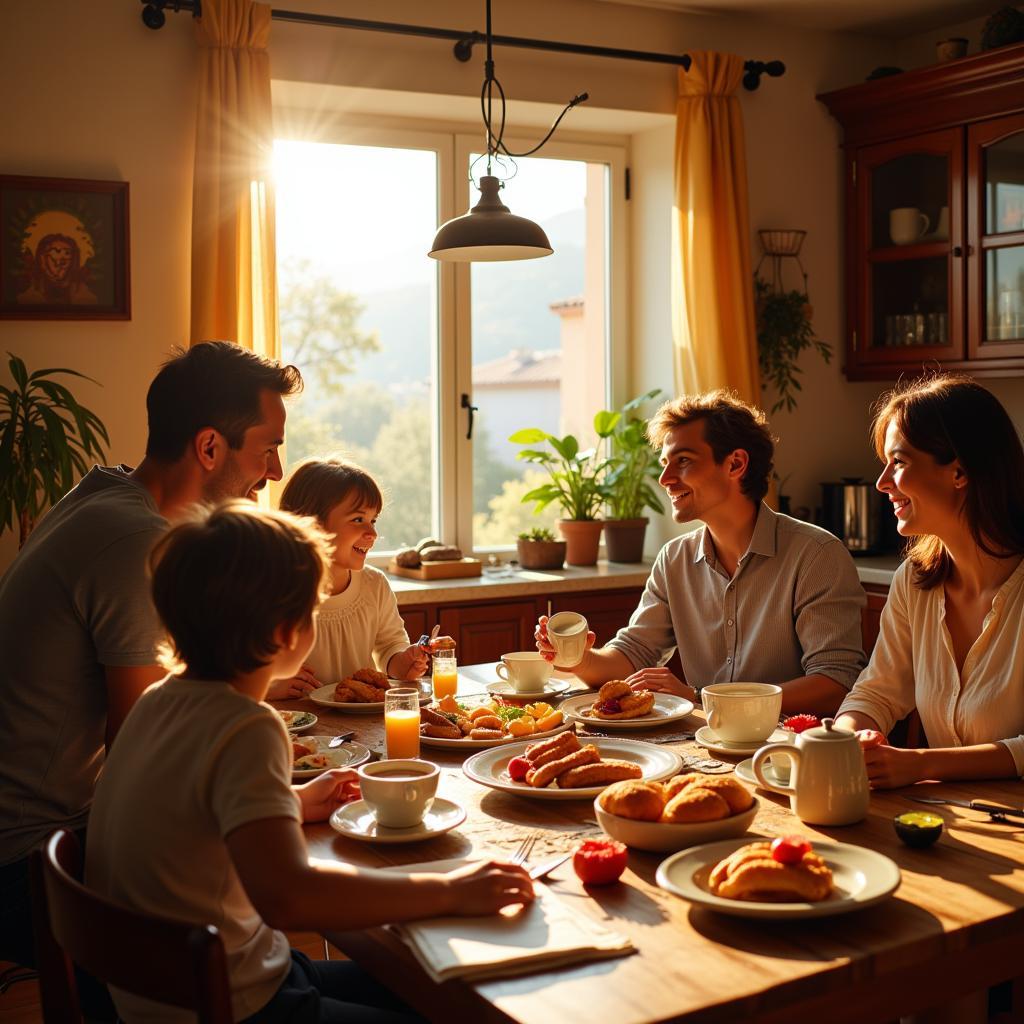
[
  {"x1": 671, "y1": 52, "x2": 760, "y2": 403},
  {"x1": 190, "y1": 0, "x2": 279, "y2": 361}
]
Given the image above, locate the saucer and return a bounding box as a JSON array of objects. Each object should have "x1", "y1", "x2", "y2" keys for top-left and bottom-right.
[
  {"x1": 329, "y1": 797, "x2": 466, "y2": 844},
  {"x1": 735, "y1": 757, "x2": 791, "y2": 789},
  {"x1": 694, "y1": 725, "x2": 789, "y2": 757},
  {"x1": 485, "y1": 678, "x2": 571, "y2": 700}
]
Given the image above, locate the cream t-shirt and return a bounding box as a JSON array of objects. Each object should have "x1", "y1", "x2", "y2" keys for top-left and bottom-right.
[
  {"x1": 305, "y1": 565, "x2": 411, "y2": 684},
  {"x1": 838, "y1": 558, "x2": 1024, "y2": 774},
  {"x1": 85, "y1": 677, "x2": 301, "y2": 1022}
]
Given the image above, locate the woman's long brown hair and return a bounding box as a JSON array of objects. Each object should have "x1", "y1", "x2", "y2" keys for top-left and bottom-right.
[{"x1": 871, "y1": 374, "x2": 1024, "y2": 589}]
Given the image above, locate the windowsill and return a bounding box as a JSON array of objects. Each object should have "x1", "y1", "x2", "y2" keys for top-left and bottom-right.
[{"x1": 388, "y1": 560, "x2": 653, "y2": 606}]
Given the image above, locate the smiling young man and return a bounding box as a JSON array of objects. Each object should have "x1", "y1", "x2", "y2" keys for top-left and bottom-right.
[
  {"x1": 536, "y1": 390, "x2": 866, "y2": 715},
  {"x1": 0, "y1": 341, "x2": 302, "y2": 995}
]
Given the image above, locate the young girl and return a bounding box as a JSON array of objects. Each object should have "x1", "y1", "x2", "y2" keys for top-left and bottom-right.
[
  {"x1": 836, "y1": 375, "x2": 1024, "y2": 789},
  {"x1": 279, "y1": 458, "x2": 427, "y2": 695},
  {"x1": 85, "y1": 502, "x2": 533, "y2": 1023}
]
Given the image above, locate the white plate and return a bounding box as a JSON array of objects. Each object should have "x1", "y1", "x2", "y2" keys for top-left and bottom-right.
[
  {"x1": 734, "y1": 757, "x2": 790, "y2": 789},
  {"x1": 656, "y1": 837, "x2": 901, "y2": 919},
  {"x1": 291, "y1": 737, "x2": 372, "y2": 778},
  {"x1": 485, "y1": 678, "x2": 572, "y2": 700},
  {"x1": 309, "y1": 683, "x2": 431, "y2": 713},
  {"x1": 463, "y1": 737, "x2": 683, "y2": 800},
  {"x1": 276, "y1": 709, "x2": 318, "y2": 734},
  {"x1": 694, "y1": 725, "x2": 789, "y2": 757},
  {"x1": 421, "y1": 720, "x2": 573, "y2": 750},
  {"x1": 329, "y1": 797, "x2": 466, "y2": 844},
  {"x1": 560, "y1": 692, "x2": 695, "y2": 730}
]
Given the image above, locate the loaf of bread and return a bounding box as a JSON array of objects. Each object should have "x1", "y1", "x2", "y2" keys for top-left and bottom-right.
[
  {"x1": 393, "y1": 547, "x2": 421, "y2": 568},
  {"x1": 415, "y1": 537, "x2": 442, "y2": 552},
  {"x1": 419, "y1": 544, "x2": 462, "y2": 562}
]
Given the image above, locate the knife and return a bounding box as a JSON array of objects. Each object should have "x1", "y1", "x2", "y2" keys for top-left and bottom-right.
[
  {"x1": 911, "y1": 796, "x2": 1024, "y2": 822},
  {"x1": 528, "y1": 852, "x2": 572, "y2": 881}
]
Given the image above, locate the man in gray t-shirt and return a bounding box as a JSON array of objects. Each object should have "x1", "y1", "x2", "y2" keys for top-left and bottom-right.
[
  {"x1": 538, "y1": 391, "x2": 866, "y2": 716},
  {"x1": 0, "y1": 342, "x2": 303, "y2": 977}
]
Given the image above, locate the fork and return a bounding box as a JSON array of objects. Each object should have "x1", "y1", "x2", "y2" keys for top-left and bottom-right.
[{"x1": 509, "y1": 833, "x2": 538, "y2": 867}]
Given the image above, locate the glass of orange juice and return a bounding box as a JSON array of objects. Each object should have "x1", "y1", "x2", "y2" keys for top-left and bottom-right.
[
  {"x1": 432, "y1": 652, "x2": 458, "y2": 700},
  {"x1": 384, "y1": 687, "x2": 421, "y2": 759}
]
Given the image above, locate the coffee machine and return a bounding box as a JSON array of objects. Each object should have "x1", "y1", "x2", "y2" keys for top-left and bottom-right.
[{"x1": 819, "y1": 479, "x2": 898, "y2": 555}]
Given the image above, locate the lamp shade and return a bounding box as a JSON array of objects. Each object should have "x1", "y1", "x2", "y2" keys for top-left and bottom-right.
[{"x1": 429, "y1": 176, "x2": 553, "y2": 262}]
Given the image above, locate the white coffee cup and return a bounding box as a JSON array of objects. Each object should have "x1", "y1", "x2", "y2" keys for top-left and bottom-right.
[
  {"x1": 770, "y1": 731, "x2": 796, "y2": 784},
  {"x1": 496, "y1": 651, "x2": 554, "y2": 693},
  {"x1": 889, "y1": 207, "x2": 930, "y2": 245},
  {"x1": 357, "y1": 759, "x2": 438, "y2": 828},
  {"x1": 545, "y1": 611, "x2": 589, "y2": 667},
  {"x1": 701, "y1": 682, "x2": 783, "y2": 744}
]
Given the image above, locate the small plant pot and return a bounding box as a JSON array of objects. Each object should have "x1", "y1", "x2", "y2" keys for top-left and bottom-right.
[
  {"x1": 516, "y1": 538, "x2": 567, "y2": 571},
  {"x1": 558, "y1": 519, "x2": 604, "y2": 566},
  {"x1": 603, "y1": 518, "x2": 649, "y2": 563}
]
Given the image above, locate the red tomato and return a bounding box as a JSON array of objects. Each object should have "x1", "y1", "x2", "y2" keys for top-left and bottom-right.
[
  {"x1": 507, "y1": 756, "x2": 531, "y2": 782},
  {"x1": 770, "y1": 835, "x2": 812, "y2": 864},
  {"x1": 573, "y1": 839, "x2": 628, "y2": 885}
]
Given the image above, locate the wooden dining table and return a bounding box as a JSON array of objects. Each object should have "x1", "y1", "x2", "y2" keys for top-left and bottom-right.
[{"x1": 281, "y1": 664, "x2": 1024, "y2": 1024}]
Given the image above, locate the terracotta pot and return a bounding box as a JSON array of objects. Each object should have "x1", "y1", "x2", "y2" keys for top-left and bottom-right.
[
  {"x1": 516, "y1": 538, "x2": 566, "y2": 571},
  {"x1": 558, "y1": 519, "x2": 604, "y2": 566},
  {"x1": 603, "y1": 517, "x2": 649, "y2": 563}
]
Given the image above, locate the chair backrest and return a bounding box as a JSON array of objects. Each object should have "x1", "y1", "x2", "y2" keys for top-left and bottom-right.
[{"x1": 30, "y1": 830, "x2": 234, "y2": 1024}]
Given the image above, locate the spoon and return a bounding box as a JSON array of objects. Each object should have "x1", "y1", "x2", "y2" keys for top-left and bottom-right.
[{"x1": 328, "y1": 732, "x2": 355, "y2": 748}]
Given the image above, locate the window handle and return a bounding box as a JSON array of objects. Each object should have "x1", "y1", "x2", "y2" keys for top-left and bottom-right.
[{"x1": 461, "y1": 393, "x2": 479, "y2": 440}]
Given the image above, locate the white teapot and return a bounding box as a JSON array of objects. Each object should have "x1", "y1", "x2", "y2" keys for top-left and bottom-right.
[{"x1": 751, "y1": 717, "x2": 869, "y2": 826}]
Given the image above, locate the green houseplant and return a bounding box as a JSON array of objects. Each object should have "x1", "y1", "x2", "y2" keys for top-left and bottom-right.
[
  {"x1": 603, "y1": 389, "x2": 665, "y2": 563},
  {"x1": 515, "y1": 526, "x2": 567, "y2": 571},
  {"x1": 755, "y1": 277, "x2": 832, "y2": 413},
  {"x1": 0, "y1": 353, "x2": 109, "y2": 547},
  {"x1": 509, "y1": 412, "x2": 618, "y2": 566}
]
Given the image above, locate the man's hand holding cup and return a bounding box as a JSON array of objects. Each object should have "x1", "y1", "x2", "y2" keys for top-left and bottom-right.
[{"x1": 535, "y1": 613, "x2": 595, "y2": 668}]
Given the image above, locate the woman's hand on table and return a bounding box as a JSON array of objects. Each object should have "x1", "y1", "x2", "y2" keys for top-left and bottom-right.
[
  {"x1": 627, "y1": 667, "x2": 693, "y2": 701},
  {"x1": 387, "y1": 645, "x2": 429, "y2": 681},
  {"x1": 855, "y1": 729, "x2": 922, "y2": 788},
  {"x1": 535, "y1": 615, "x2": 596, "y2": 664},
  {"x1": 295, "y1": 769, "x2": 361, "y2": 822},
  {"x1": 268, "y1": 665, "x2": 320, "y2": 700},
  {"x1": 442, "y1": 860, "x2": 535, "y2": 915}
]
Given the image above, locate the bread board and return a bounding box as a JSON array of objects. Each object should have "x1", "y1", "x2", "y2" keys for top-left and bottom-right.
[{"x1": 388, "y1": 557, "x2": 483, "y2": 581}]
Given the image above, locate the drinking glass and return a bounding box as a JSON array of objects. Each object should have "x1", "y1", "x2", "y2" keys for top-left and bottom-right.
[
  {"x1": 432, "y1": 652, "x2": 458, "y2": 700},
  {"x1": 384, "y1": 687, "x2": 421, "y2": 759}
]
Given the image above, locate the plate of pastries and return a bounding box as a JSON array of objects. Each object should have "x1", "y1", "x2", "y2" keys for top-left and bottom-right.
[
  {"x1": 420, "y1": 694, "x2": 572, "y2": 749},
  {"x1": 462, "y1": 731, "x2": 683, "y2": 800},
  {"x1": 560, "y1": 681, "x2": 695, "y2": 730},
  {"x1": 309, "y1": 668, "x2": 430, "y2": 712},
  {"x1": 276, "y1": 709, "x2": 318, "y2": 734},
  {"x1": 290, "y1": 735, "x2": 371, "y2": 778},
  {"x1": 594, "y1": 773, "x2": 759, "y2": 851},
  {"x1": 656, "y1": 836, "x2": 901, "y2": 918}
]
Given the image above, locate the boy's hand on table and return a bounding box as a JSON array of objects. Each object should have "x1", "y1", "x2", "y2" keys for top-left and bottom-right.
[
  {"x1": 442, "y1": 860, "x2": 535, "y2": 915},
  {"x1": 388, "y1": 645, "x2": 429, "y2": 681},
  {"x1": 268, "y1": 666, "x2": 320, "y2": 700},
  {"x1": 295, "y1": 769, "x2": 361, "y2": 822}
]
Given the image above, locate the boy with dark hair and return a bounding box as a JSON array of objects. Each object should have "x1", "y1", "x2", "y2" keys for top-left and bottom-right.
[{"x1": 86, "y1": 502, "x2": 533, "y2": 1023}]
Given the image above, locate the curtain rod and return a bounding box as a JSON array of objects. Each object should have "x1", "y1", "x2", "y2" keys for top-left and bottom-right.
[{"x1": 139, "y1": 1, "x2": 786, "y2": 90}]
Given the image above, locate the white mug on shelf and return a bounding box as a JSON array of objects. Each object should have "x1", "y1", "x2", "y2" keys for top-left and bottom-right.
[
  {"x1": 889, "y1": 207, "x2": 930, "y2": 245},
  {"x1": 934, "y1": 205, "x2": 949, "y2": 240}
]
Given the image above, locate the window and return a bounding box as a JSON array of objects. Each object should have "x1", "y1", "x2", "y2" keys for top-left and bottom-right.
[{"x1": 274, "y1": 126, "x2": 625, "y2": 559}]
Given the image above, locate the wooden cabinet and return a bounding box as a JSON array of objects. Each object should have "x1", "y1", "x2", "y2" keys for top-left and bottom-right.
[
  {"x1": 549, "y1": 589, "x2": 644, "y2": 647},
  {"x1": 438, "y1": 600, "x2": 539, "y2": 665},
  {"x1": 861, "y1": 584, "x2": 889, "y2": 657},
  {"x1": 819, "y1": 44, "x2": 1024, "y2": 380},
  {"x1": 397, "y1": 607, "x2": 430, "y2": 644}
]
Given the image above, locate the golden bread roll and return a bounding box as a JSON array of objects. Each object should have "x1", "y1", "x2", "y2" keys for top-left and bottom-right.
[
  {"x1": 526, "y1": 744, "x2": 600, "y2": 788},
  {"x1": 708, "y1": 842, "x2": 833, "y2": 902},
  {"x1": 661, "y1": 773, "x2": 703, "y2": 800},
  {"x1": 599, "y1": 780, "x2": 666, "y2": 820},
  {"x1": 556, "y1": 758, "x2": 644, "y2": 789},
  {"x1": 661, "y1": 786, "x2": 731, "y2": 823},
  {"x1": 689, "y1": 775, "x2": 755, "y2": 814}
]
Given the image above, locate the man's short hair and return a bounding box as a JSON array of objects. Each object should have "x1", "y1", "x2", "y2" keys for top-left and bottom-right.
[
  {"x1": 647, "y1": 390, "x2": 776, "y2": 504},
  {"x1": 145, "y1": 341, "x2": 302, "y2": 461},
  {"x1": 149, "y1": 502, "x2": 333, "y2": 681}
]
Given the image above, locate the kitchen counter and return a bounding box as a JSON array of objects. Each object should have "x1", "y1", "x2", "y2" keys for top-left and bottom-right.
[{"x1": 852, "y1": 554, "x2": 902, "y2": 586}]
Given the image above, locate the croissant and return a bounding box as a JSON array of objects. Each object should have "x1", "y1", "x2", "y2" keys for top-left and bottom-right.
[
  {"x1": 589, "y1": 680, "x2": 655, "y2": 720},
  {"x1": 709, "y1": 842, "x2": 833, "y2": 902}
]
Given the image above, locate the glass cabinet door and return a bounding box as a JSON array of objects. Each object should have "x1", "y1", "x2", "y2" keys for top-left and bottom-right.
[
  {"x1": 968, "y1": 114, "x2": 1024, "y2": 360},
  {"x1": 856, "y1": 128, "x2": 963, "y2": 364}
]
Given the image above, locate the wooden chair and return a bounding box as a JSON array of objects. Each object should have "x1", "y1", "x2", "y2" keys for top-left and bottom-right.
[{"x1": 29, "y1": 830, "x2": 233, "y2": 1023}]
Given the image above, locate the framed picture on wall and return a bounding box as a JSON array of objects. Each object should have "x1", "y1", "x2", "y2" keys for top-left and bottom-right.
[{"x1": 0, "y1": 175, "x2": 130, "y2": 320}]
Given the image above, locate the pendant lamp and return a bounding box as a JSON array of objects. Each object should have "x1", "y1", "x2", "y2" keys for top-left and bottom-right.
[{"x1": 429, "y1": 0, "x2": 586, "y2": 263}]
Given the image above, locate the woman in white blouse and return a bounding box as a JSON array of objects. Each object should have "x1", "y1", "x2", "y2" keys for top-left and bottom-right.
[{"x1": 836, "y1": 374, "x2": 1024, "y2": 789}]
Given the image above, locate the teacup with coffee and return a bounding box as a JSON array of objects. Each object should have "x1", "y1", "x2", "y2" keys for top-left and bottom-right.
[
  {"x1": 701, "y1": 682, "x2": 783, "y2": 745},
  {"x1": 496, "y1": 651, "x2": 554, "y2": 693},
  {"x1": 357, "y1": 759, "x2": 439, "y2": 828},
  {"x1": 545, "y1": 611, "x2": 589, "y2": 667}
]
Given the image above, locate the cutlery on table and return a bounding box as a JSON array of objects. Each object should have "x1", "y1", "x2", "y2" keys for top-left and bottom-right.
[
  {"x1": 528, "y1": 852, "x2": 572, "y2": 881},
  {"x1": 911, "y1": 796, "x2": 1024, "y2": 822},
  {"x1": 328, "y1": 732, "x2": 356, "y2": 748}
]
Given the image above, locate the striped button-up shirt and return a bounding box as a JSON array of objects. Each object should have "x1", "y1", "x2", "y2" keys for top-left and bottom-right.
[{"x1": 607, "y1": 503, "x2": 866, "y2": 690}]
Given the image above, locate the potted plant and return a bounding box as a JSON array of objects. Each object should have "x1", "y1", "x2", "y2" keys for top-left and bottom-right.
[
  {"x1": 755, "y1": 277, "x2": 832, "y2": 413},
  {"x1": 603, "y1": 389, "x2": 665, "y2": 563},
  {"x1": 509, "y1": 413, "x2": 617, "y2": 566},
  {"x1": 0, "y1": 353, "x2": 109, "y2": 547},
  {"x1": 515, "y1": 527, "x2": 567, "y2": 571}
]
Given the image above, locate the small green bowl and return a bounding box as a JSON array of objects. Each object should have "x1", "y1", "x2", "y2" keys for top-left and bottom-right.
[{"x1": 893, "y1": 811, "x2": 944, "y2": 848}]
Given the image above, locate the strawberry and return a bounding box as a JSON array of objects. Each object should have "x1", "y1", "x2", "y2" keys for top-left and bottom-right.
[{"x1": 782, "y1": 713, "x2": 820, "y2": 734}]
